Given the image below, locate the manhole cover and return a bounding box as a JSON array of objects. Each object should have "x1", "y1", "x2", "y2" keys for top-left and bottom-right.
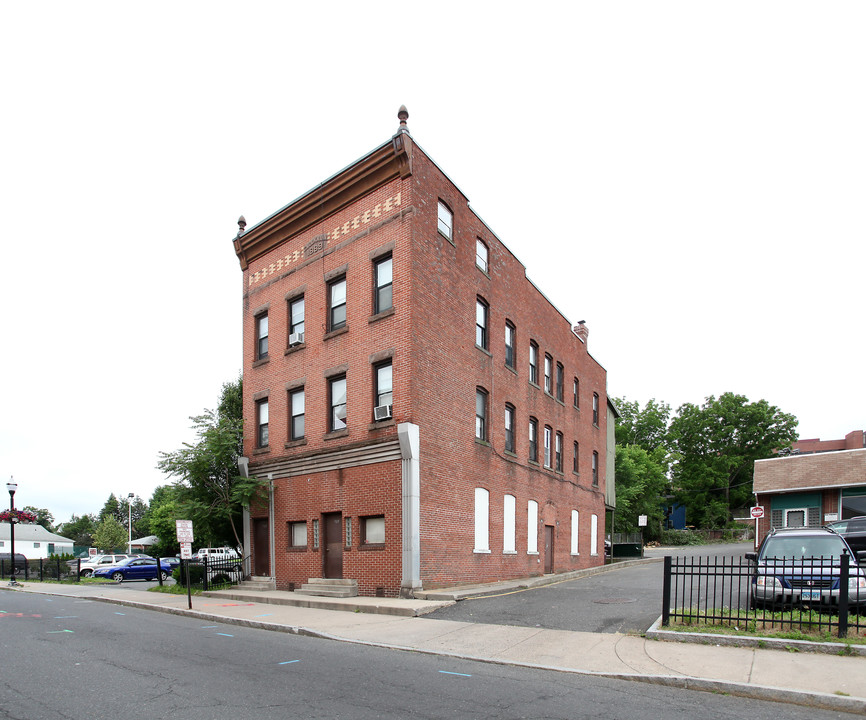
[{"x1": 593, "y1": 597, "x2": 638, "y2": 604}]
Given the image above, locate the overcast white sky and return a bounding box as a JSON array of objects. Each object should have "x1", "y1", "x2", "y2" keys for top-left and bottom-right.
[{"x1": 2, "y1": 2, "x2": 863, "y2": 525}]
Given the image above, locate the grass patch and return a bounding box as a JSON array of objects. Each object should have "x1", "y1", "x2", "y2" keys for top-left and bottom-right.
[
  {"x1": 149, "y1": 584, "x2": 203, "y2": 596},
  {"x1": 665, "y1": 607, "x2": 866, "y2": 644}
]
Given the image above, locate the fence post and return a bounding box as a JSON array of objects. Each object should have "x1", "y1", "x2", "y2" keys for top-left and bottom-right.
[
  {"x1": 838, "y1": 551, "x2": 849, "y2": 639},
  {"x1": 662, "y1": 556, "x2": 672, "y2": 626}
]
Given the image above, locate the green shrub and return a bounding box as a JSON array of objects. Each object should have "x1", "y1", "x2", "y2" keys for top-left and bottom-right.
[{"x1": 660, "y1": 529, "x2": 704, "y2": 546}]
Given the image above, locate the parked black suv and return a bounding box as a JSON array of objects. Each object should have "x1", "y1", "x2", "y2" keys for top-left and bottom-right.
[
  {"x1": 827, "y1": 516, "x2": 866, "y2": 558},
  {"x1": 746, "y1": 526, "x2": 866, "y2": 609}
]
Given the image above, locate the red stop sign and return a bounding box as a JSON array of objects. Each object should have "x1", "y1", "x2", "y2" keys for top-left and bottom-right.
[{"x1": 750, "y1": 506, "x2": 764, "y2": 519}]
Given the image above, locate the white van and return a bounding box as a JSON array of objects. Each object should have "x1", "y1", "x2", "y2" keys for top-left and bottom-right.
[{"x1": 193, "y1": 547, "x2": 240, "y2": 562}]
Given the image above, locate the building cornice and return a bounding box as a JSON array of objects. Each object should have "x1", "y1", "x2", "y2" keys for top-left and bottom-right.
[{"x1": 233, "y1": 133, "x2": 413, "y2": 270}]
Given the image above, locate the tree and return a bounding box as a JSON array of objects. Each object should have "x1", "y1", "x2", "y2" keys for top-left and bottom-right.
[
  {"x1": 23, "y1": 506, "x2": 55, "y2": 533},
  {"x1": 157, "y1": 377, "x2": 265, "y2": 550},
  {"x1": 59, "y1": 513, "x2": 96, "y2": 546},
  {"x1": 613, "y1": 397, "x2": 672, "y2": 455},
  {"x1": 140, "y1": 485, "x2": 183, "y2": 557},
  {"x1": 613, "y1": 444, "x2": 668, "y2": 539},
  {"x1": 92, "y1": 516, "x2": 128, "y2": 553},
  {"x1": 669, "y1": 393, "x2": 798, "y2": 527}
]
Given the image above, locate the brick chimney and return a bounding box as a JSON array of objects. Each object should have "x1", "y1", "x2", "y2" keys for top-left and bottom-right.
[{"x1": 573, "y1": 320, "x2": 588, "y2": 344}]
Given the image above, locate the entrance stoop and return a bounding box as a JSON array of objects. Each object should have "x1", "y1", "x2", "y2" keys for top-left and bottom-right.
[
  {"x1": 294, "y1": 578, "x2": 359, "y2": 598},
  {"x1": 237, "y1": 577, "x2": 276, "y2": 591}
]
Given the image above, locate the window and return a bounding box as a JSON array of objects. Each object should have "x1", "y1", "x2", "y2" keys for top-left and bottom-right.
[
  {"x1": 527, "y1": 500, "x2": 538, "y2": 554},
  {"x1": 312, "y1": 519, "x2": 319, "y2": 549},
  {"x1": 592, "y1": 393, "x2": 599, "y2": 425},
  {"x1": 573, "y1": 377, "x2": 579, "y2": 408},
  {"x1": 474, "y1": 488, "x2": 489, "y2": 552},
  {"x1": 345, "y1": 517, "x2": 352, "y2": 548},
  {"x1": 328, "y1": 277, "x2": 347, "y2": 331},
  {"x1": 504, "y1": 404, "x2": 515, "y2": 453},
  {"x1": 374, "y1": 255, "x2": 393, "y2": 314},
  {"x1": 555, "y1": 432, "x2": 563, "y2": 472},
  {"x1": 571, "y1": 510, "x2": 579, "y2": 555},
  {"x1": 556, "y1": 363, "x2": 564, "y2": 402},
  {"x1": 329, "y1": 376, "x2": 347, "y2": 431},
  {"x1": 573, "y1": 441, "x2": 579, "y2": 474},
  {"x1": 476, "y1": 388, "x2": 488, "y2": 441},
  {"x1": 543, "y1": 426, "x2": 552, "y2": 468},
  {"x1": 289, "y1": 388, "x2": 305, "y2": 440},
  {"x1": 503, "y1": 495, "x2": 516, "y2": 553},
  {"x1": 590, "y1": 514, "x2": 598, "y2": 555},
  {"x1": 289, "y1": 296, "x2": 305, "y2": 338},
  {"x1": 504, "y1": 321, "x2": 515, "y2": 369},
  {"x1": 592, "y1": 451, "x2": 599, "y2": 486},
  {"x1": 544, "y1": 354, "x2": 552, "y2": 394},
  {"x1": 375, "y1": 362, "x2": 393, "y2": 409},
  {"x1": 256, "y1": 399, "x2": 269, "y2": 448},
  {"x1": 255, "y1": 312, "x2": 268, "y2": 360},
  {"x1": 289, "y1": 521, "x2": 307, "y2": 549},
  {"x1": 362, "y1": 516, "x2": 385, "y2": 545},
  {"x1": 437, "y1": 200, "x2": 453, "y2": 240},
  {"x1": 476, "y1": 238, "x2": 488, "y2": 272},
  {"x1": 529, "y1": 341, "x2": 538, "y2": 384},
  {"x1": 476, "y1": 297, "x2": 488, "y2": 349},
  {"x1": 529, "y1": 417, "x2": 538, "y2": 462}
]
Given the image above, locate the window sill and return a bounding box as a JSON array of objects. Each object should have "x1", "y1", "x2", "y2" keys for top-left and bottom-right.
[
  {"x1": 369, "y1": 307, "x2": 395, "y2": 324},
  {"x1": 324, "y1": 429, "x2": 349, "y2": 440},
  {"x1": 503, "y1": 550, "x2": 517, "y2": 555},
  {"x1": 252, "y1": 447, "x2": 270, "y2": 456},
  {"x1": 527, "y1": 551, "x2": 539, "y2": 556},
  {"x1": 284, "y1": 439, "x2": 307, "y2": 449},
  {"x1": 368, "y1": 418, "x2": 396, "y2": 430},
  {"x1": 503, "y1": 450, "x2": 518, "y2": 459},
  {"x1": 505, "y1": 364, "x2": 517, "y2": 376},
  {"x1": 528, "y1": 381, "x2": 540, "y2": 390},
  {"x1": 359, "y1": 544, "x2": 385, "y2": 551},
  {"x1": 555, "y1": 398, "x2": 565, "y2": 407},
  {"x1": 252, "y1": 357, "x2": 270, "y2": 368},
  {"x1": 285, "y1": 343, "x2": 305, "y2": 357},
  {"x1": 528, "y1": 459, "x2": 540, "y2": 467},
  {"x1": 475, "y1": 345, "x2": 492, "y2": 357},
  {"x1": 476, "y1": 265, "x2": 490, "y2": 278},
  {"x1": 473, "y1": 549, "x2": 491, "y2": 554},
  {"x1": 438, "y1": 229, "x2": 455, "y2": 246},
  {"x1": 324, "y1": 326, "x2": 349, "y2": 341},
  {"x1": 475, "y1": 438, "x2": 491, "y2": 447}
]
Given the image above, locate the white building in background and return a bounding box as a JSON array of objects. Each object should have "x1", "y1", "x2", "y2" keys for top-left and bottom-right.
[{"x1": 0, "y1": 524, "x2": 74, "y2": 559}]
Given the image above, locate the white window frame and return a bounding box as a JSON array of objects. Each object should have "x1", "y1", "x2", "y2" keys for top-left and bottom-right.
[
  {"x1": 503, "y1": 494, "x2": 516, "y2": 554},
  {"x1": 590, "y1": 514, "x2": 598, "y2": 556},
  {"x1": 527, "y1": 500, "x2": 538, "y2": 554},
  {"x1": 437, "y1": 201, "x2": 453, "y2": 240},
  {"x1": 476, "y1": 238, "x2": 488, "y2": 272},
  {"x1": 474, "y1": 488, "x2": 490, "y2": 553},
  {"x1": 571, "y1": 510, "x2": 579, "y2": 555}
]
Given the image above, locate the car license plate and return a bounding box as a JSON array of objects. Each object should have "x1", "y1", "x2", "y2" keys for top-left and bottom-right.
[{"x1": 801, "y1": 590, "x2": 822, "y2": 601}]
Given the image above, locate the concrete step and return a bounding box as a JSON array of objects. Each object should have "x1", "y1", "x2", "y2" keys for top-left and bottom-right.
[
  {"x1": 237, "y1": 577, "x2": 276, "y2": 591},
  {"x1": 294, "y1": 578, "x2": 358, "y2": 598}
]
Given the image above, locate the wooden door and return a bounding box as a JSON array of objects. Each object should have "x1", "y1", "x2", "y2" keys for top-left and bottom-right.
[
  {"x1": 544, "y1": 525, "x2": 554, "y2": 574},
  {"x1": 323, "y1": 513, "x2": 343, "y2": 579},
  {"x1": 253, "y1": 518, "x2": 270, "y2": 576}
]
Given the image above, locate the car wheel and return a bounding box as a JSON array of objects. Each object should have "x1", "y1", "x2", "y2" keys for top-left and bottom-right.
[
  {"x1": 160, "y1": 571, "x2": 169, "y2": 581},
  {"x1": 81, "y1": 569, "x2": 93, "y2": 577},
  {"x1": 112, "y1": 572, "x2": 124, "y2": 583}
]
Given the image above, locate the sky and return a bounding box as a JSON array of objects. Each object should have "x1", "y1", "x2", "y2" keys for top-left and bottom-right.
[{"x1": 1, "y1": 2, "x2": 863, "y2": 525}]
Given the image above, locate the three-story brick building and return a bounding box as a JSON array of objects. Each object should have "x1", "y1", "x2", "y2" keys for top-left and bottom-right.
[{"x1": 233, "y1": 108, "x2": 610, "y2": 597}]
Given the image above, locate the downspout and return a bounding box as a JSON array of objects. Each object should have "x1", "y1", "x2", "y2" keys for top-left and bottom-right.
[{"x1": 398, "y1": 422, "x2": 420, "y2": 597}]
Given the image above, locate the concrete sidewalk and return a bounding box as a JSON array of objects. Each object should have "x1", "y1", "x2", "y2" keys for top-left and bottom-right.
[{"x1": 5, "y1": 579, "x2": 866, "y2": 714}]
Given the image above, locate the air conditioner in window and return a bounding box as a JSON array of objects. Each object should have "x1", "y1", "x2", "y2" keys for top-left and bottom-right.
[
  {"x1": 373, "y1": 404, "x2": 393, "y2": 421},
  {"x1": 288, "y1": 331, "x2": 305, "y2": 346}
]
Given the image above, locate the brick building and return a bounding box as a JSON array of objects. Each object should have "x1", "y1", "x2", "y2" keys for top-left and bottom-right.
[
  {"x1": 753, "y1": 430, "x2": 866, "y2": 545},
  {"x1": 232, "y1": 108, "x2": 611, "y2": 597}
]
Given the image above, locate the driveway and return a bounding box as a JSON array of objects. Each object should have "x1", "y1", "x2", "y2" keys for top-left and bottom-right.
[{"x1": 427, "y1": 543, "x2": 753, "y2": 634}]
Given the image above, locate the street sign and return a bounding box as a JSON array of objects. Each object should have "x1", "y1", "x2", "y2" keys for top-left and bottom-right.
[
  {"x1": 180, "y1": 543, "x2": 192, "y2": 560},
  {"x1": 638, "y1": 515, "x2": 648, "y2": 527},
  {"x1": 176, "y1": 519, "x2": 194, "y2": 544},
  {"x1": 750, "y1": 506, "x2": 764, "y2": 519}
]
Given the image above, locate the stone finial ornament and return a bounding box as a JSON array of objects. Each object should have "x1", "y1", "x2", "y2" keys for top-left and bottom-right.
[
  {"x1": 237, "y1": 215, "x2": 247, "y2": 237},
  {"x1": 398, "y1": 105, "x2": 409, "y2": 131}
]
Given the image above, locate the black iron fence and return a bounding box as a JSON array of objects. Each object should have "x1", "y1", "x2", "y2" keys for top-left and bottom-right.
[
  {"x1": 1, "y1": 556, "x2": 76, "y2": 582},
  {"x1": 662, "y1": 554, "x2": 865, "y2": 639},
  {"x1": 174, "y1": 555, "x2": 247, "y2": 591}
]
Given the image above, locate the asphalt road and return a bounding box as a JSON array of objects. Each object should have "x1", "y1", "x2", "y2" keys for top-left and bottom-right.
[
  {"x1": 1, "y1": 590, "x2": 854, "y2": 720},
  {"x1": 428, "y1": 543, "x2": 754, "y2": 634}
]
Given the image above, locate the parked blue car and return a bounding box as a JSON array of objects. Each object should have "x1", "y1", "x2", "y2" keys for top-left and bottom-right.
[{"x1": 92, "y1": 556, "x2": 173, "y2": 583}]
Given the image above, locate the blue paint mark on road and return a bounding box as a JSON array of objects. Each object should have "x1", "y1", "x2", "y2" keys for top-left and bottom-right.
[
  {"x1": 47, "y1": 630, "x2": 75, "y2": 634},
  {"x1": 200, "y1": 625, "x2": 218, "y2": 629},
  {"x1": 54, "y1": 616, "x2": 78, "y2": 619},
  {"x1": 279, "y1": 660, "x2": 300, "y2": 665},
  {"x1": 254, "y1": 613, "x2": 273, "y2": 617},
  {"x1": 114, "y1": 612, "x2": 126, "y2": 615},
  {"x1": 216, "y1": 633, "x2": 234, "y2": 637},
  {"x1": 439, "y1": 671, "x2": 472, "y2": 677}
]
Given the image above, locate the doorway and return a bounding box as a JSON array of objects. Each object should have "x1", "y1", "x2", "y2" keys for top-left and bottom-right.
[
  {"x1": 322, "y1": 512, "x2": 343, "y2": 579},
  {"x1": 253, "y1": 518, "x2": 270, "y2": 576},
  {"x1": 544, "y1": 525, "x2": 554, "y2": 574}
]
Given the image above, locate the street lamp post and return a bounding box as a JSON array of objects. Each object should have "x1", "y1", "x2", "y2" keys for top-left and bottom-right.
[
  {"x1": 127, "y1": 493, "x2": 135, "y2": 554},
  {"x1": 6, "y1": 478, "x2": 19, "y2": 586}
]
